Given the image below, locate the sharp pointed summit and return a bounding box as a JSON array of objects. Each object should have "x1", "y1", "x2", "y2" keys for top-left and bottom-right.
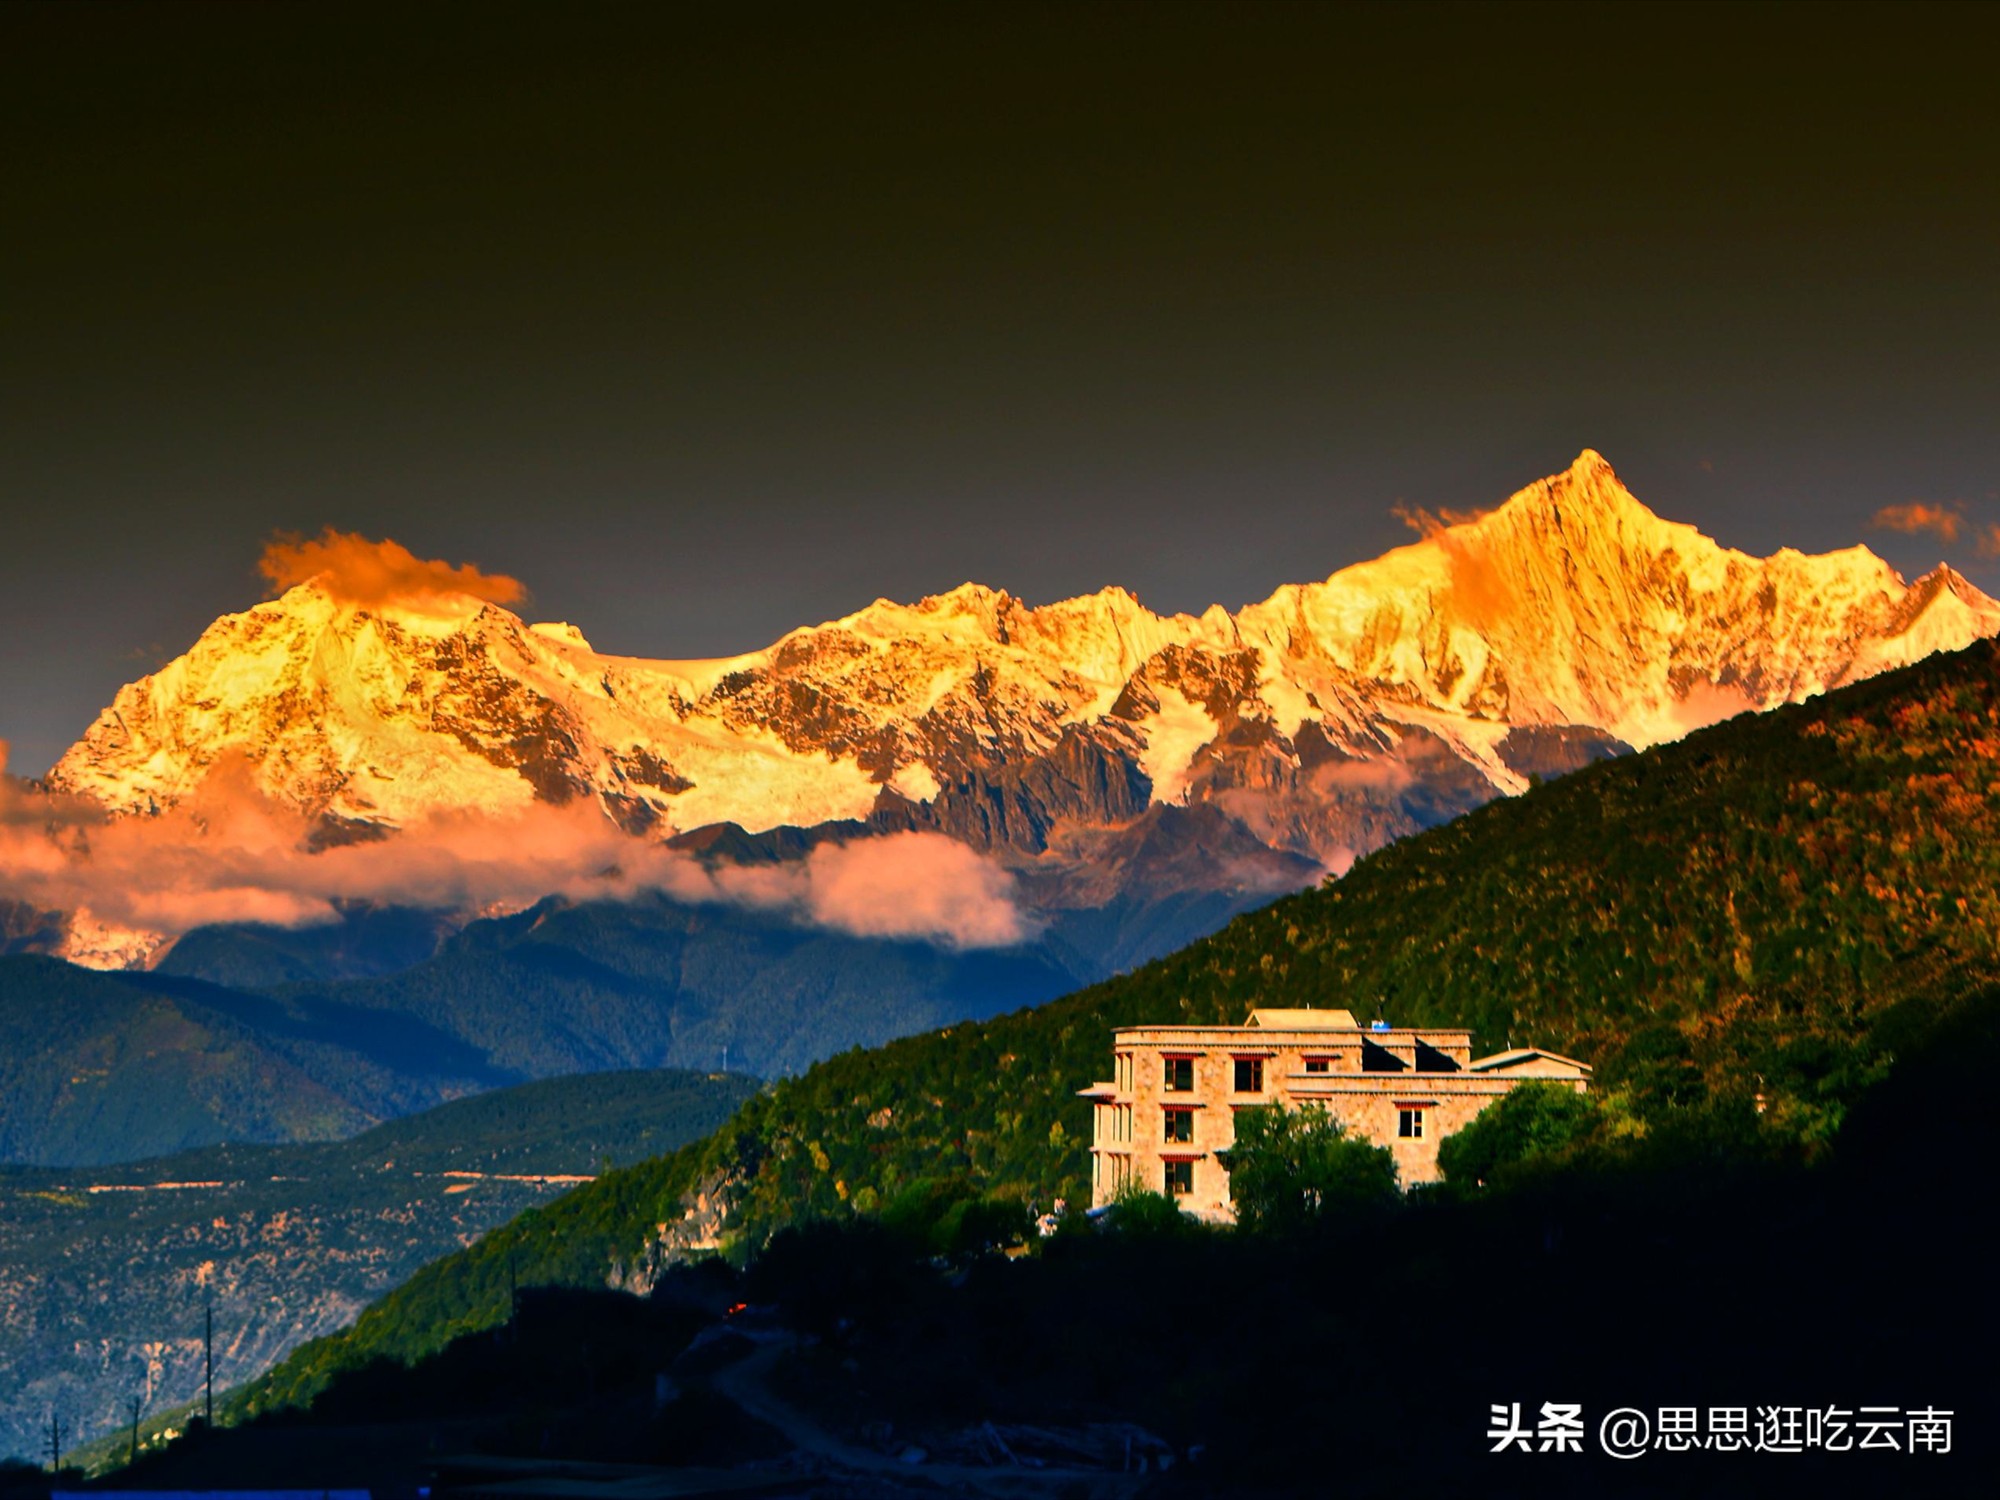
[
  {"x1": 1542, "y1": 447, "x2": 1627, "y2": 499},
  {"x1": 41, "y1": 453, "x2": 2000, "y2": 947}
]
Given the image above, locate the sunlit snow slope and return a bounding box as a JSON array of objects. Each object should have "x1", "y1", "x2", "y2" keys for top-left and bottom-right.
[{"x1": 48, "y1": 451, "x2": 2000, "y2": 876}]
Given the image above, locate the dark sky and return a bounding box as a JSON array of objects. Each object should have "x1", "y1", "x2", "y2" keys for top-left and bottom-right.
[{"x1": 4, "y1": 1, "x2": 1998, "y2": 774}]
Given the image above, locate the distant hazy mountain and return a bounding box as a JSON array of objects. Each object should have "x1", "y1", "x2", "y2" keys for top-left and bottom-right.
[
  {"x1": 0, "y1": 956, "x2": 524, "y2": 1168},
  {"x1": 0, "y1": 892, "x2": 1083, "y2": 1168},
  {"x1": 0, "y1": 956, "x2": 381, "y2": 1165}
]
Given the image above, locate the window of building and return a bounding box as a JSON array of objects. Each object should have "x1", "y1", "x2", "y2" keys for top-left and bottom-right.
[
  {"x1": 1164, "y1": 1158, "x2": 1194, "y2": 1196},
  {"x1": 1233, "y1": 1057, "x2": 1265, "y2": 1093},
  {"x1": 1303, "y1": 1057, "x2": 1330, "y2": 1074},
  {"x1": 1116, "y1": 1052, "x2": 1133, "y2": 1092},
  {"x1": 1163, "y1": 1106, "x2": 1194, "y2": 1143},
  {"x1": 1164, "y1": 1056, "x2": 1196, "y2": 1092},
  {"x1": 1397, "y1": 1107, "x2": 1427, "y2": 1139}
]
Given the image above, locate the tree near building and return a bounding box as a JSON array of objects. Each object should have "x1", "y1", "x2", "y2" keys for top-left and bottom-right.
[
  {"x1": 1220, "y1": 1104, "x2": 1399, "y2": 1233},
  {"x1": 1437, "y1": 1080, "x2": 1601, "y2": 1187},
  {"x1": 1106, "y1": 1181, "x2": 1208, "y2": 1236}
]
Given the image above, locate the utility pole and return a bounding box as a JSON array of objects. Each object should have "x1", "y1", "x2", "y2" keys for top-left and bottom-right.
[
  {"x1": 128, "y1": 1393, "x2": 144, "y2": 1467},
  {"x1": 44, "y1": 1411, "x2": 66, "y2": 1474},
  {"x1": 204, "y1": 1289, "x2": 215, "y2": 1429}
]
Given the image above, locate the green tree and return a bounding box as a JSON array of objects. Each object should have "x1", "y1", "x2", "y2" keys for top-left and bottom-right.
[
  {"x1": 935, "y1": 1194, "x2": 1033, "y2": 1258},
  {"x1": 879, "y1": 1176, "x2": 977, "y2": 1250},
  {"x1": 1221, "y1": 1105, "x2": 1399, "y2": 1233},
  {"x1": 1437, "y1": 1082, "x2": 1600, "y2": 1187},
  {"x1": 1106, "y1": 1182, "x2": 1204, "y2": 1236}
]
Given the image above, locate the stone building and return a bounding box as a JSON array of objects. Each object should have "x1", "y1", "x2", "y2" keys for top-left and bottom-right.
[{"x1": 1078, "y1": 1007, "x2": 1590, "y2": 1221}]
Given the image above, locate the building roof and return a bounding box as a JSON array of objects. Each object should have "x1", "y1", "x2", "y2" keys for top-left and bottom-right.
[
  {"x1": 1466, "y1": 1046, "x2": 1593, "y2": 1076},
  {"x1": 1245, "y1": 1007, "x2": 1359, "y2": 1030}
]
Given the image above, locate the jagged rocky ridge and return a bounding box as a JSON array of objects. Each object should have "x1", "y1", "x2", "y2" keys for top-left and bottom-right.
[{"x1": 38, "y1": 450, "x2": 2000, "y2": 964}]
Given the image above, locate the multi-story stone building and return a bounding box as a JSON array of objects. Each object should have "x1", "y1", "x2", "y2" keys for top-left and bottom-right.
[{"x1": 1079, "y1": 1007, "x2": 1591, "y2": 1221}]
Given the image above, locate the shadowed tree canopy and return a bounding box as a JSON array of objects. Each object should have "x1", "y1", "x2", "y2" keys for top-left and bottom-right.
[
  {"x1": 1220, "y1": 1103, "x2": 1399, "y2": 1233},
  {"x1": 1436, "y1": 1081, "x2": 1604, "y2": 1188}
]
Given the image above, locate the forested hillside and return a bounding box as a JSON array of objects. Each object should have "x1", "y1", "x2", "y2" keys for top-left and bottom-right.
[
  {"x1": 269, "y1": 893, "x2": 1078, "y2": 1083},
  {"x1": 0, "y1": 958, "x2": 379, "y2": 1164},
  {"x1": 715, "y1": 636, "x2": 2000, "y2": 1233},
  {"x1": 239, "y1": 639, "x2": 2000, "y2": 1410}
]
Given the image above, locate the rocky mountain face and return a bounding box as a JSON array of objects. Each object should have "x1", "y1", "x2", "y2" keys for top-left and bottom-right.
[
  {"x1": 0, "y1": 1069, "x2": 754, "y2": 1466},
  {"x1": 35, "y1": 450, "x2": 2000, "y2": 970}
]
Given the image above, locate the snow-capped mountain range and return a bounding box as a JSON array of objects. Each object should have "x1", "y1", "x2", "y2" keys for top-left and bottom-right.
[{"x1": 49, "y1": 452, "x2": 2000, "y2": 885}]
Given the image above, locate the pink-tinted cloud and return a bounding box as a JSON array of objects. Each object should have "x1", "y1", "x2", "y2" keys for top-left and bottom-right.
[
  {"x1": 797, "y1": 833, "x2": 1031, "y2": 948},
  {"x1": 1870, "y1": 503, "x2": 1964, "y2": 545},
  {"x1": 1310, "y1": 757, "x2": 1416, "y2": 795},
  {"x1": 0, "y1": 769, "x2": 1030, "y2": 961},
  {"x1": 1391, "y1": 501, "x2": 1493, "y2": 539},
  {"x1": 1978, "y1": 524, "x2": 2000, "y2": 560},
  {"x1": 259, "y1": 530, "x2": 526, "y2": 609}
]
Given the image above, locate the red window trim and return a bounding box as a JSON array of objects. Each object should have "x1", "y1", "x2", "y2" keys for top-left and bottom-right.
[
  {"x1": 1158, "y1": 1152, "x2": 1206, "y2": 1162},
  {"x1": 1393, "y1": 1100, "x2": 1439, "y2": 1110}
]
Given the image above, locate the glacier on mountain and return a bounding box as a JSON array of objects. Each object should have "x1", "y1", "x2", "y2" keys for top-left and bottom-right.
[
  {"x1": 24, "y1": 450, "x2": 2000, "y2": 966},
  {"x1": 50, "y1": 450, "x2": 1998, "y2": 847}
]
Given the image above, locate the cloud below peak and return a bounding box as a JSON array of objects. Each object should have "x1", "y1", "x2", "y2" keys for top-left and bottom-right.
[
  {"x1": 259, "y1": 530, "x2": 526, "y2": 610},
  {"x1": 0, "y1": 767, "x2": 1031, "y2": 962},
  {"x1": 798, "y1": 833, "x2": 1030, "y2": 948}
]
